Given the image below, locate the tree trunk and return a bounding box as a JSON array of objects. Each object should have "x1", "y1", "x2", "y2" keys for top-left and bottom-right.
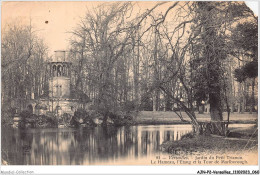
[
  {"x1": 241, "y1": 81, "x2": 247, "y2": 113},
  {"x1": 152, "y1": 90, "x2": 157, "y2": 111},
  {"x1": 209, "y1": 92, "x2": 224, "y2": 135},
  {"x1": 250, "y1": 78, "x2": 255, "y2": 114},
  {"x1": 159, "y1": 86, "x2": 200, "y2": 135},
  {"x1": 102, "y1": 112, "x2": 108, "y2": 126},
  {"x1": 197, "y1": 2, "x2": 225, "y2": 135},
  {"x1": 133, "y1": 31, "x2": 140, "y2": 111}
]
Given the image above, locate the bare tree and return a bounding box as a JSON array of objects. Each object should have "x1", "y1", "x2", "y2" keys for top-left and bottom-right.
[{"x1": 2, "y1": 22, "x2": 49, "y2": 120}]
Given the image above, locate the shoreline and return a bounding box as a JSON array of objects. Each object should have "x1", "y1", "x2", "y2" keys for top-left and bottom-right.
[
  {"x1": 2, "y1": 119, "x2": 257, "y2": 128},
  {"x1": 133, "y1": 111, "x2": 258, "y2": 125},
  {"x1": 134, "y1": 120, "x2": 257, "y2": 125},
  {"x1": 161, "y1": 125, "x2": 258, "y2": 160},
  {"x1": 2, "y1": 110, "x2": 257, "y2": 127}
]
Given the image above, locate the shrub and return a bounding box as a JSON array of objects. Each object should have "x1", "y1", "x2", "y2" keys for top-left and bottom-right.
[{"x1": 71, "y1": 108, "x2": 96, "y2": 127}]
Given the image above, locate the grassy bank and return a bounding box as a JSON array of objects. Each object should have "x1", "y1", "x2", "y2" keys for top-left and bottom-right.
[
  {"x1": 2, "y1": 110, "x2": 257, "y2": 127},
  {"x1": 161, "y1": 125, "x2": 258, "y2": 155},
  {"x1": 134, "y1": 111, "x2": 257, "y2": 125}
]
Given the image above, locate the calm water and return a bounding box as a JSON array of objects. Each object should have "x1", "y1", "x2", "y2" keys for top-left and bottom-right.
[
  {"x1": 2, "y1": 124, "x2": 193, "y2": 165},
  {"x1": 2, "y1": 124, "x2": 254, "y2": 165}
]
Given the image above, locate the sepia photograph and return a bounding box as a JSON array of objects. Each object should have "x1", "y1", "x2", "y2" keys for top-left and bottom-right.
[{"x1": 1, "y1": 0, "x2": 259, "y2": 174}]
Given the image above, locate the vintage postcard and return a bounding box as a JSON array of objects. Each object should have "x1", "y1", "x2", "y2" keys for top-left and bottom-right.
[{"x1": 1, "y1": 1, "x2": 259, "y2": 174}]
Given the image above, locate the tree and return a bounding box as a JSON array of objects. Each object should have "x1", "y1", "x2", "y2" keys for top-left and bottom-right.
[
  {"x1": 68, "y1": 1, "x2": 256, "y2": 134},
  {"x1": 70, "y1": 2, "x2": 140, "y2": 124},
  {"x1": 2, "y1": 22, "x2": 48, "y2": 119},
  {"x1": 189, "y1": 1, "x2": 256, "y2": 134},
  {"x1": 136, "y1": 1, "x2": 202, "y2": 132},
  {"x1": 151, "y1": 1, "x2": 255, "y2": 135},
  {"x1": 232, "y1": 20, "x2": 258, "y2": 113}
]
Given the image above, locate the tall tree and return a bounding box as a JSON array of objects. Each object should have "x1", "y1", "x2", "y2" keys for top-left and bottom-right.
[
  {"x1": 191, "y1": 1, "x2": 256, "y2": 134},
  {"x1": 2, "y1": 22, "x2": 48, "y2": 118},
  {"x1": 70, "y1": 2, "x2": 139, "y2": 124},
  {"x1": 233, "y1": 20, "x2": 258, "y2": 113}
]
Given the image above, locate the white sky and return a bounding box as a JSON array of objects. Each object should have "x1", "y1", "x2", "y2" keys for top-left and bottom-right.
[
  {"x1": 2, "y1": 1, "x2": 259, "y2": 57},
  {"x1": 2, "y1": 2, "x2": 101, "y2": 57},
  {"x1": 245, "y1": 1, "x2": 259, "y2": 16}
]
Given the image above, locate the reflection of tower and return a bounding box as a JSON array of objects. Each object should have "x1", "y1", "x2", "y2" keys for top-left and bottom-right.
[{"x1": 48, "y1": 51, "x2": 71, "y2": 114}]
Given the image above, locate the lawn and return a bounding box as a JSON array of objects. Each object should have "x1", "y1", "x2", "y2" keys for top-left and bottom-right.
[
  {"x1": 161, "y1": 124, "x2": 258, "y2": 165},
  {"x1": 135, "y1": 111, "x2": 257, "y2": 125}
]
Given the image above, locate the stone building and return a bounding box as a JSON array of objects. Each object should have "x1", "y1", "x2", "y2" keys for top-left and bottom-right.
[{"x1": 28, "y1": 51, "x2": 83, "y2": 117}]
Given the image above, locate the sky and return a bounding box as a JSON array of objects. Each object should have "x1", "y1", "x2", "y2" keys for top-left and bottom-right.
[
  {"x1": 245, "y1": 1, "x2": 259, "y2": 16},
  {"x1": 2, "y1": 2, "x2": 94, "y2": 56},
  {"x1": 2, "y1": 1, "x2": 259, "y2": 57}
]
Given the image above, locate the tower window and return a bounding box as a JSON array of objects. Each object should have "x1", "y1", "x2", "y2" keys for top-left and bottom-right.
[
  {"x1": 63, "y1": 65, "x2": 67, "y2": 76},
  {"x1": 57, "y1": 65, "x2": 62, "y2": 77},
  {"x1": 55, "y1": 85, "x2": 62, "y2": 97},
  {"x1": 53, "y1": 65, "x2": 57, "y2": 77}
]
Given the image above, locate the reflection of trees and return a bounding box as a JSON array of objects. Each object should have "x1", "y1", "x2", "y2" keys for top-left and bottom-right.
[
  {"x1": 69, "y1": 126, "x2": 140, "y2": 163},
  {"x1": 2, "y1": 126, "x2": 192, "y2": 165},
  {"x1": 2, "y1": 128, "x2": 33, "y2": 164},
  {"x1": 70, "y1": 127, "x2": 121, "y2": 163}
]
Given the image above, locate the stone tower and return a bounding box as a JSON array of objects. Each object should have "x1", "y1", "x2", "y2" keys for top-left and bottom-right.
[
  {"x1": 49, "y1": 51, "x2": 71, "y2": 99},
  {"x1": 48, "y1": 50, "x2": 74, "y2": 115},
  {"x1": 27, "y1": 50, "x2": 79, "y2": 117}
]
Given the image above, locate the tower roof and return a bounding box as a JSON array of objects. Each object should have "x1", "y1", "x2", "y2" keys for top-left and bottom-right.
[{"x1": 49, "y1": 50, "x2": 70, "y2": 62}]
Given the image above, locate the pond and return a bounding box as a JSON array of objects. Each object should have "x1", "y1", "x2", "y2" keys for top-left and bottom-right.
[
  {"x1": 1, "y1": 124, "x2": 254, "y2": 165},
  {"x1": 2, "y1": 124, "x2": 194, "y2": 165}
]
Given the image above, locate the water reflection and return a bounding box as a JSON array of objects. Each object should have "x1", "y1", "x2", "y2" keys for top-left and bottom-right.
[{"x1": 2, "y1": 125, "x2": 192, "y2": 165}]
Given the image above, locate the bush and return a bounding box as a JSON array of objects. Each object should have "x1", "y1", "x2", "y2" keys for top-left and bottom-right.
[
  {"x1": 122, "y1": 100, "x2": 136, "y2": 112},
  {"x1": 1, "y1": 112, "x2": 13, "y2": 127},
  {"x1": 20, "y1": 110, "x2": 32, "y2": 119},
  {"x1": 19, "y1": 110, "x2": 35, "y2": 128},
  {"x1": 19, "y1": 111, "x2": 57, "y2": 128},
  {"x1": 108, "y1": 111, "x2": 135, "y2": 126},
  {"x1": 71, "y1": 108, "x2": 96, "y2": 127},
  {"x1": 181, "y1": 132, "x2": 195, "y2": 140},
  {"x1": 140, "y1": 95, "x2": 153, "y2": 111},
  {"x1": 35, "y1": 115, "x2": 57, "y2": 128}
]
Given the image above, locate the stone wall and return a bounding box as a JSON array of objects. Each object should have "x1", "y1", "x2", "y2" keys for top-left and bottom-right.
[
  {"x1": 49, "y1": 77, "x2": 71, "y2": 98},
  {"x1": 30, "y1": 99, "x2": 82, "y2": 116}
]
